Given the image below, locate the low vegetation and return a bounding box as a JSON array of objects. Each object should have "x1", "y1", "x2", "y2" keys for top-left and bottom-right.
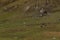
[{"x1": 0, "y1": 0, "x2": 60, "y2": 40}]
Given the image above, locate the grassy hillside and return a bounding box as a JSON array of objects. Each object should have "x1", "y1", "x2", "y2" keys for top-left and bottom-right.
[{"x1": 0, "y1": 0, "x2": 60, "y2": 40}]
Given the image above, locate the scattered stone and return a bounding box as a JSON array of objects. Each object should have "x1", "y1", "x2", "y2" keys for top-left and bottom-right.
[
  {"x1": 52, "y1": 37, "x2": 56, "y2": 40},
  {"x1": 14, "y1": 36, "x2": 18, "y2": 40},
  {"x1": 35, "y1": 6, "x2": 39, "y2": 10},
  {"x1": 23, "y1": 22, "x2": 26, "y2": 25},
  {"x1": 24, "y1": 5, "x2": 31, "y2": 12},
  {"x1": 3, "y1": 5, "x2": 18, "y2": 12},
  {"x1": 40, "y1": 23, "x2": 47, "y2": 28}
]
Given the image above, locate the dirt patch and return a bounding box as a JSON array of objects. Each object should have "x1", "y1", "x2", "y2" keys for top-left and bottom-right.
[{"x1": 43, "y1": 31, "x2": 60, "y2": 37}]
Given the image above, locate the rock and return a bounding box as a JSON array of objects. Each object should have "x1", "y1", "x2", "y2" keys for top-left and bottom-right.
[
  {"x1": 3, "y1": 5, "x2": 18, "y2": 12},
  {"x1": 40, "y1": 23, "x2": 46, "y2": 28},
  {"x1": 52, "y1": 37, "x2": 56, "y2": 40}
]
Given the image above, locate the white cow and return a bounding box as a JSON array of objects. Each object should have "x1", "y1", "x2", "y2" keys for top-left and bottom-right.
[
  {"x1": 40, "y1": 8, "x2": 45, "y2": 14},
  {"x1": 39, "y1": 8, "x2": 45, "y2": 16}
]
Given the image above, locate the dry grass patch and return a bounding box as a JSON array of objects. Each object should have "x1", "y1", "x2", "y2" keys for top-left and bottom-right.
[{"x1": 43, "y1": 31, "x2": 60, "y2": 37}]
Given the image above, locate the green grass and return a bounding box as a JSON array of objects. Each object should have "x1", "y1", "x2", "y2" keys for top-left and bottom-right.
[{"x1": 0, "y1": 0, "x2": 60, "y2": 40}]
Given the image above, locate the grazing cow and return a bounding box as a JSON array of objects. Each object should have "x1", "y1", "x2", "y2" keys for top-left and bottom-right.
[
  {"x1": 40, "y1": 8, "x2": 44, "y2": 14},
  {"x1": 40, "y1": 8, "x2": 47, "y2": 16}
]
